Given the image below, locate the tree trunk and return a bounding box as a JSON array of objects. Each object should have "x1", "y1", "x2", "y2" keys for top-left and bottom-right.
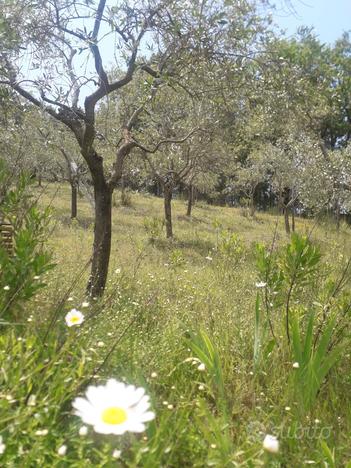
[
  {"x1": 335, "y1": 200, "x2": 341, "y2": 230},
  {"x1": 284, "y1": 207, "x2": 291, "y2": 235},
  {"x1": 186, "y1": 185, "x2": 193, "y2": 217},
  {"x1": 87, "y1": 183, "x2": 112, "y2": 297},
  {"x1": 71, "y1": 179, "x2": 78, "y2": 219},
  {"x1": 291, "y1": 204, "x2": 295, "y2": 232},
  {"x1": 164, "y1": 186, "x2": 173, "y2": 238},
  {"x1": 250, "y1": 191, "x2": 255, "y2": 217}
]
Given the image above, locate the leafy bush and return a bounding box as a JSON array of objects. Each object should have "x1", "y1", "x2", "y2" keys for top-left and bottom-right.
[
  {"x1": 0, "y1": 163, "x2": 54, "y2": 321},
  {"x1": 255, "y1": 232, "x2": 351, "y2": 411},
  {"x1": 143, "y1": 216, "x2": 164, "y2": 242}
]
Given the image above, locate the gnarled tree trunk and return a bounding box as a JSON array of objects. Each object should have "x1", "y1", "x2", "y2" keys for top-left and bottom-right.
[
  {"x1": 71, "y1": 179, "x2": 78, "y2": 219},
  {"x1": 186, "y1": 184, "x2": 193, "y2": 217},
  {"x1": 284, "y1": 207, "x2": 291, "y2": 235},
  {"x1": 87, "y1": 181, "x2": 112, "y2": 297},
  {"x1": 164, "y1": 186, "x2": 173, "y2": 238}
]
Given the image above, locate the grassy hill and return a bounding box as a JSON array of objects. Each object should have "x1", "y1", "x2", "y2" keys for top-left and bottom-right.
[{"x1": 1, "y1": 183, "x2": 351, "y2": 466}]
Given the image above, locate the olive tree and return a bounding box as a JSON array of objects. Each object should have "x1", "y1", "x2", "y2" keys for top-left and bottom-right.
[{"x1": 2, "y1": 0, "x2": 253, "y2": 295}]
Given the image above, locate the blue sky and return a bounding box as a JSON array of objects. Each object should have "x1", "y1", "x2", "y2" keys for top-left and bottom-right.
[{"x1": 273, "y1": 0, "x2": 351, "y2": 44}]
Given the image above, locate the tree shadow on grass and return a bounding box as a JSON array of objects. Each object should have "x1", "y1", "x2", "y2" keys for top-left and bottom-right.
[
  {"x1": 151, "y1": 237, "x2": 214, "y2": 255},
  {"x1": 59, "y1": 214, "x2": 94, "y2": 230}
]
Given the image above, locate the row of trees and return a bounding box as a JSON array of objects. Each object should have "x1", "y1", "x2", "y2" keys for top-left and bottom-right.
[{"x1": 1, "y1": 0, "x2": 350, "y2": 295}]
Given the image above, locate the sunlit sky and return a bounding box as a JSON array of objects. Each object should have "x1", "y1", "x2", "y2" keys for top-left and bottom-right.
[{"x1": 273, "y1": 0, "x2": 351, "y2": 44}]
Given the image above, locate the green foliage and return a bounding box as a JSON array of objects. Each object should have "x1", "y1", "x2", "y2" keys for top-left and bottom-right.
[
  {"x1": 291, "y1": 311, "x2": 342, "y2": 411},
  {"x1": 218, "y1": 230, "x2": 244, "y2": 267},
  {"x1": 0, "y1": 163, "x2": 54, "y2": 321},
  {"x1": 143, "y1": 216, "x2": 164, "y2": 242}
]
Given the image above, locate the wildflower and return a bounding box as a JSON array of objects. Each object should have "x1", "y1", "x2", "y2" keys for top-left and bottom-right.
[
  {"x1": 115, "y1": 268, "x2": 121, "y2": 274},
  {"x1": 292, "y1": 362, "x2": 300, "y2": 369},
  {"x1": 72, "y1": 379, "x2": 155, "y2": 435},
  {"x1": 150, "y1": 372, "x2": 158, "y2": 378},
  {"x1": 0, "y1": 436, "x2": 5, "y2": 454},
  {"x1": 82, "y1": 302, "x2": 90, "y2": 308},
  {"x1": 198, "y1": 384, "x2": 204, "y2": 391},
  {"x1": 112, "y1": 449, "x2": 121, "y2": 459},
  {"x1": 197, "y1": 363, "x2": 206, "y2": 371},
  {"x1": 35, "y1": 429, "x2": 48, "y2": 436},
  {"x1": 57, "y1": 445, "x2": 67, "y2": 456},
  {"x1": 255, "y1": 281, "x2": 267, "y2": 288},
  {"x1": 33, "y1": 276, "x2": 40, "y2": 280},
  {"x1": 27, "y1": 394, "x2": 37, "y2": 407},
  {"x1": 3, "y1": 286, "x2": 10, "y2": 291},
  {"x1": 210, "y1": 444, "x2": 217, "y2": 449},
  {"x1": 97, "y1": 341, "x2": 105, "y2": 347},
  {"x1": 67, "y1": 297, "x2": 74, "y2": 302},
  {"x1": 79, "y1": 426, "x2": 88, "y2": 436},
  {"x1": 263, "y1": 434, "x2": 279, "y2": 454},
  {"x1": 205, "y1": 256, "x2": 213, "y2": 261},
  {"x1": 65, "y1": 309, "x2": 84, "y2": 327},
  {"x1": 285, "y1": 406, "x2": 291, "y2": 411}
]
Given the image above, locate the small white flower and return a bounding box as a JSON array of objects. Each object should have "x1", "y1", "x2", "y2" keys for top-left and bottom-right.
[
  {"x1": 3, "y1": 286, "x2": 10, "y2": 291},
  {"x1": 151, "y1": 372, "x2": 158, "y2": 378},
  {"x1": 35, "y1": 429, "x2": 48, "y2": 436},
  {"x1": 197, "y1": 363, "x2": 206, "y2": 371},
  {"x1": 67, "y1": 297, "x2": 74, "y2": 302},
  {"x1": 82, "y1": 302, "x2": 90, "y2": 308},
  {"x1": 79, "y1": 426, "x2": 88, "y2": 436},
  {"x1": 112, "y1": 449, "x2": 121, "y2": 459},
  {"x1": 115, "y1": 268, "x2": 121, "y2": 274},
  {"x1": 65, "y1": 309, "x2": 84, "y2": 327},
  {"x1": 285, "y1": 406, "x2": 291, "y2": 411},
  {"x1": 97, "y1": 341, "x2": 105, "y2": 347},
  {"x1": 292, "y1": 362, "x2": 300, "y2": 369},
  {"x1": 0, "y1": 436, "x2": 5, "y2": 454},
  {"x1": 210, "y1": 443, "x2": 217, "y2": 449},
  {"x1": 205, "y1": 256, "x2": 213, "y2": 261},
  {"x1": 72, "y1": 379, "x2": 155, "y2": 435},
  {"x1": 57, "y1": 445, "x2": 67, "y2": 456},
  {"x1": 33, "y1": 275, "x2": 40, "y2": 280},
  {"x1": 255, "y1": 281, "x2": 267, "y2": 288},
  {"x1": 27, "y1": 394, "x2": 37, "y2": 407},
  {"x1": 263, "y1": 434, "x2": 279, "y2": 453}
]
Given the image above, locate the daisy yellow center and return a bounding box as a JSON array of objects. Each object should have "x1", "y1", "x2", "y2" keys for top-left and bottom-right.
[
  {"x1": 101, "y1": 407, "x2": 127, "y2": 425},
  {"x1": 70, "y1": 316, "x2": 80, "y2": 323}
]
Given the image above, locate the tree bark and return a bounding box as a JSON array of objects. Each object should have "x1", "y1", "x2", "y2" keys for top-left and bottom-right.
[
  {"x1": 87, "y1": 182, "x2": 112, "y2": 297},
  {"x1": 71, "y1": 179, "x2": 78, "y2": 219},
  {"x1": 291, "y1": 204, "x2": 295, "y2": 232},
  {"x1": 186, "y1": 185, "x2": 193, "y2": 217},
  {"x1": 250, "y1": 191, "x2": 255, "y2": 217},
  {"x1": 164, "y1": 186, "x2": 173, "y2": 238},
  {"x1": 284, "y1": 207, "x2": 291, "y2": 235}
]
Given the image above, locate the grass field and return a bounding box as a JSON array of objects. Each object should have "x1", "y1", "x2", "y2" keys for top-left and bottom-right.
[{"x1": 1, "y1": 183, "x2": 351, "y2": 467}]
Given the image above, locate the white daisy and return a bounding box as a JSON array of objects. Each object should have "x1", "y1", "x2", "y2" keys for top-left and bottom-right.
[
  {"x1": 0, "y1": 436, "x2": 5, "y2": 454},
  {"x1": 263, "y1": 434, "x2": 279, "y2": 453},
  {"x1": 65, "y1": 309, "x2": 84, "y2": 327},
  {"x1": 255, "y1": 281, "x2": 267, "y2": 288},
  {"x1": 79, "y1": 426, "x2": 88, "y2": 436},
  {"x1": 57, "y1": 445, "x2": 67, "y2": 456},
  {"x1": 72, "y1": 379, "x2": 155, "y2": 435}
]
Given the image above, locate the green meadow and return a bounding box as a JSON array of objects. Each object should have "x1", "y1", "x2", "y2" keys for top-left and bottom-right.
[{"x1": 1, "y1": 183, "x2": 351, "y2": 467}]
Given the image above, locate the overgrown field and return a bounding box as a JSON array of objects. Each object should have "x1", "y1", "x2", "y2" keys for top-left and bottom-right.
[{"x1": 1, "y1": 183, "x2": 351, "y2": 467}]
